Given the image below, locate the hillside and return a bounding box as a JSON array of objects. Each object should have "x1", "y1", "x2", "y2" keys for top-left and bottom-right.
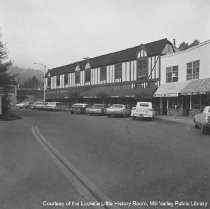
[{"x1": 8, "y1": 66, "x2": 43, "y2": 86}]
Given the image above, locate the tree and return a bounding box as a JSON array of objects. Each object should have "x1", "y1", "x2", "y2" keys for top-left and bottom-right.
[
  {"x1": 0, "y1": 34, "x2": 12, "y2": 114},
  {"x1": 22, "y1": 75, "x2": 40, "y2": 89},
  {"x1": 179, "y1": 39, "x2": 200, "y2": 51}
]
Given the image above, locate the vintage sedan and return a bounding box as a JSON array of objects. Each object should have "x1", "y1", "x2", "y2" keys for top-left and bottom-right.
[
  {"x1": 105, "y1": 104, "x2": 131, "y2": 117},
  {"x1": 16, "y1": 101, "x2": 31, "y2": 109},
  {"x1": 30, "y1": 101, "x2": 44, "y2": 110},
  {"x1": 45, "y1": 102, "x2": 66, "y2": 111},
  {"x1": 86, "y1": 104, "x2": 107, "y2": 115},
  {"x1": 194, "y1": 106, "x2": 210, "y2": 134},
  {"x1": 69, "y1": 103, "x2": 89, "y2": 114}
]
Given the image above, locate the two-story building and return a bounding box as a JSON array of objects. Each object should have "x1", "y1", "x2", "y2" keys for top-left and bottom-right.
[
  {"x1": 46, "y1": 38, "x2": 175, "y2": 108},
  {"x1": 154, "y1": 40, "x2": 210, "y2": 116}
]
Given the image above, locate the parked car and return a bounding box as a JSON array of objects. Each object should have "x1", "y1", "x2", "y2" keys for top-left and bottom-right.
[
  {"x1": 105, "y1": 104, "x2": 131, "y2": 117},
  {"x1": 131, "y1": 102, "x2": 155, "y2": 120},
  {"x1": 16, "y1": 101, "x2": 31, "y2": 109},
  {"x1": 45, "y1": 102, "x2": 66, "y2": 111},
  {"x1": 68, "y1": 103, "x2": 89, "y2": 114},
  {"x1": 30, "y1": 101, "x2": 44, "y2": 110},
  {"x1": 194, "y1": 106, "x2": 210, "y2": 134},
  {"x1": 86, "y1": 104, "x2": 107, "y2": 115}
]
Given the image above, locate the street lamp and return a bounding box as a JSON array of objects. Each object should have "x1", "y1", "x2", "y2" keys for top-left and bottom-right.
[{"x1": 34, "y1": 62, "x2": 47, "y2": 103}]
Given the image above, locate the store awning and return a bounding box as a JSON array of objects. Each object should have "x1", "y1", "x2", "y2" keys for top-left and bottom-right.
[
  {"x1": 154, "y1": 81, "x2": 190, "y2": 97},
  {"x1": 83, "y1": 85, "x2": 157, "y2": 99},
  {"x1": 181, "y1": 78, "x2": 210, "y2": 95}
]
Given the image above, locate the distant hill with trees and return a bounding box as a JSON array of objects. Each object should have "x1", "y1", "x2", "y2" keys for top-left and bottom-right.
[{"x1": 8, "y1": 66, "x2": 43, "y2": 88}]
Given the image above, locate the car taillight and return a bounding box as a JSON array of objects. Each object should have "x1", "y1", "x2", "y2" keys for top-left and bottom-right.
[{"x1": 206, "y1": 116, "x2": 210, "y2": 123}]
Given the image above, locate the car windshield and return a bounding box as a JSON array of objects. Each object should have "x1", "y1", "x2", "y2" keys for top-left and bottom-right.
[
  {"x1": 110, "y1": 104, "x2": 124, "y2": 108},
  {"x1": 47, "y1": 102, "x2": 56, "y2": 105},
  {"x1": 139, "y1": 103, "x2": 149, "y2": 107},
  {"x1": 92, "y1": 104, "x2": 103, "y2": 108},
  {"x1": 73, "y1": 104, "x2": 83, "y2": 108}
]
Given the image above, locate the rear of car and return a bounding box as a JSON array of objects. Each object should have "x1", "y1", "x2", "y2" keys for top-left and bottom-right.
[
  {"x1": 194, "y1": 106, "x2": 210, "y2": 134},
  {"x1": 131, "y1": 102, "x2": 154, "y2": 120},
  {"x1": 105, "y1": 104, "x2": 130, "y2": 117},
  {"x1": 86, "y1": 104, "x2": 106, "y2": 115},
  {"x1": 30, "y1": 102, "x2": 44, "y2": 110},
  {"x1": 16, "y1": 102, "x2": 30, "y2": 109},
  {"x1": 69, "y1": 103, "x2": 89, "y2": 114},
  {"x1": 45, "y1": 102, "x2": 63, "y2": 111}
]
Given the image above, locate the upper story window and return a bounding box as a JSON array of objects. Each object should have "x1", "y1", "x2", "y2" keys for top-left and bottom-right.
[
  {"x1": 186, "y1": 60, "x2": 199, "y2": 80},
  {"x1": 166, "y1": 66, "x2": 178, "y2": 83},
  {"x1": 137, "y1": 57, "x2": 148, "y2": 79},
  {"x1": 85, "y1": 69, "x2": 91, "y2": 82},
  {"x1": 47, "y1": 77, "x2": 51, "y2": 88},
  {"x1": 115, "y1": 63, "x2": 122, "y2": 79},
  {"x1": 100, "y1": 66, "x2": 106, "y2": 81},
  {"x1": 64, "y1": 74, "x2": 68, "y2": 85},
  {"x1": 56, "y1": 75, "x2": 60, "y2": 86},
  {"x1": 75, "y1": 71, "x2": 80, "y2": 84},
  {"x1": 137, "y1": 49, "x2": 147, "y2": 58}
]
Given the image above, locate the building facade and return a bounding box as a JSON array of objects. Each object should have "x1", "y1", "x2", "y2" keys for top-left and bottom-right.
[
  {"x1": 154, "y1": 40, "x2": 210, "y2": 116},
  {"x1": 46, "y1": 38, "x2": 175, "y2": 108}
]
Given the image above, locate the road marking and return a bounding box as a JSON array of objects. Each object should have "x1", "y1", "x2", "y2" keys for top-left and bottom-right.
[{"x1": 32, "y1": 126, "x2": 121, "y2": 209}]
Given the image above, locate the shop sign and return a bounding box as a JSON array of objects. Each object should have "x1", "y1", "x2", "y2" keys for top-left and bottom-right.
[
  {"x1": 154, "y1": 93, "x2": 178, "y2": 97},
  {"x1": 182, "y1": 91, "x2": 207, "y2": 95}
]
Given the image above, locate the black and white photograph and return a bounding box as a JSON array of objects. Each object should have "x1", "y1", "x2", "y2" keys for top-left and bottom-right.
[{"x1": 0, "y1": 0, "x2": 210, "y2": 208}]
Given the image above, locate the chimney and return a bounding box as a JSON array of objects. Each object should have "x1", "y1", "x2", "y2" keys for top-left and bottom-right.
[{"x1": 173, "y1": 39, "x2": 176, "y2": 47}]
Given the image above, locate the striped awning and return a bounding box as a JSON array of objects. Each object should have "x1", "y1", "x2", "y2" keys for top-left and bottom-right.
[
  {"x1": 154, "y1": 81, "x2": 190, "y2": 97},
  {"x1": 181, "y1": 78, "x2": 210, "y2": 95}
]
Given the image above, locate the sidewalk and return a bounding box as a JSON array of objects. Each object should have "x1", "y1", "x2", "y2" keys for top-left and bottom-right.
[{"x1": 155, "y1": 114, "x2": 194, "y2": 126}]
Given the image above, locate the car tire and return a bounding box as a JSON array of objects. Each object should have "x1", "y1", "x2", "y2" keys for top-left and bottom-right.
[
  {"x1": 201, "y1": 125, "x2": 206, "y2": 134},
  {"x1": 194, "y1": 120, "x2": 199, "y2": 128}
]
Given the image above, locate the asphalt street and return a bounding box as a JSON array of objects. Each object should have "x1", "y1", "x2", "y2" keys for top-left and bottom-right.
[{"x1": 0, "y1": 109, "x2": 210, "y2": 209}]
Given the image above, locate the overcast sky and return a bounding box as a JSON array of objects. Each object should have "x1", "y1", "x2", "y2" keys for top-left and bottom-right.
[{"x1": 0, "y1": 0, "x2": 209, "y2": 71}]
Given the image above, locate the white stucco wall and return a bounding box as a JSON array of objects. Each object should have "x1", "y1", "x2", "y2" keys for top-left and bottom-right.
[{"x1": 161, "y1": 40, "x2": 210, "y2": 85}]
